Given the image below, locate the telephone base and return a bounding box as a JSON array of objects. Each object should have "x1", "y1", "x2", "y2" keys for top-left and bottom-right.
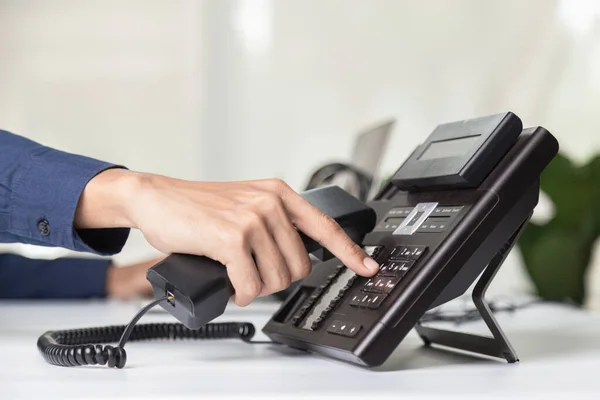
[{"x1": 414, "y1": 219, "x2": 527, "y2": 364}]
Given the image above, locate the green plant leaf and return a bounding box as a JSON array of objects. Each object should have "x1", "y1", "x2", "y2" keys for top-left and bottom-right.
[
  {"x1": 523, "y1": 227, "x2": 593, "y2": 304},
  {"x1": 588, "y1": 155, "x2": 600, "y2": 236},
  {"x1": 539, "y1": 154, "x2": 594, "y2": 231}
]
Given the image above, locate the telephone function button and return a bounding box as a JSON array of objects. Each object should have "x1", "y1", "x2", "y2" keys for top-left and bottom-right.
[
  {"x1": 326, "y1": 272, "x2": 338, "y2": 280},
  {"x1": 338, "y1": 323, "x2": 350, "y2": 336},
  {"x1": 307, "y1": 293, "x2": 320, "y2": 303},
  {"x1": 298, "y1": 305, "x2": 309, "y2": 314},
  {"x1": 345, "y1": 323, "x2": 361, "y2": 337},
  {"x1": 316, "y1": 280, "x2": 351, "y2": 324},
  {"x1": 418, "y1": 217, "x2": 450, "y2": 233},
  {"x1": 377, "y1": 207, "x2": 412, "y2": 231},
  {"x1": 414, "y1": 205, "x2": 463, "y2": 232},
  {"x1": 327, "y1": 320, "x2": 362, "y2": 338},
  {"x1": 388, "y1": 207, "x2": 413, "y2": 216},
  {"x1": 327, "y1": 320, "x2": 342, "y2": 334},
  {"x1": 432, "y1": 205, "x2": 464, "y2": 217},
  {"x1": 311, "y1": 316, "x2": 325, "y2": 330},
  {"x1": 366, "y1": 293, "x2": 387, "y2": 309},
  {"x1": 350, "y1": 293, "x2": 370, "y2": 307},
  {"x1": 350, "y1": 292, "x2": 388, "y2": 309}
]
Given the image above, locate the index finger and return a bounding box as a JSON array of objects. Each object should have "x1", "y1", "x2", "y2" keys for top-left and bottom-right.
[{"x1": 279, "y1": 187, "x2": 379, "y2": 276}]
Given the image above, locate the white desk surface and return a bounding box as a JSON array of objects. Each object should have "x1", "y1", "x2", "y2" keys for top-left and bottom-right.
[{"x1": 1, "y1": 298, "x2": 600, "y2": 400}]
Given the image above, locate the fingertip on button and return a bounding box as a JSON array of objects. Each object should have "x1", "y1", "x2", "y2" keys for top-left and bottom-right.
[{"x1": 363, "y1": 257, "x2": 379, "y2": 273}]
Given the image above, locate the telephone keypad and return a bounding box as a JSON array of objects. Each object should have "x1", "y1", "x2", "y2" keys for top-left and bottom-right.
[
  {"x1": 295, "y1": 243, "x2": 426, "y2": 331},
  {"x1": 346, "y1": 243, "x2": 426, "y2": 314}
]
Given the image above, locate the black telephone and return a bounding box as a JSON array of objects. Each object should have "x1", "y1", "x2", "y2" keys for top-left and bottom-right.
[{"x1": 37, "y1": 111, "x2": 558, "y2": 369}]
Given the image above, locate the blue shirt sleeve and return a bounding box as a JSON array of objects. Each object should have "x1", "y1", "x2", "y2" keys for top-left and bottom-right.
[
  {"x1": 0, "y1": 129, "x2": 130, "y2": 254},
  {"x1": 0, "y1": 254, "x2": 110, "y2": 299}
]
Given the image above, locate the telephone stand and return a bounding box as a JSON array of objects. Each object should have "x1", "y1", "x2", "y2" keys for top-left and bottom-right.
[{"x1": 414, "y1": 220, "x2": 528, "y2": 363}]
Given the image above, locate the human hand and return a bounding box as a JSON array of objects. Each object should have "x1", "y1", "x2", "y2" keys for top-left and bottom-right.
[
  {"x1": 106, "y1": 257, "x2": 164, "y2": 300},
  {"x1": 76, "y1": 170, "x2": 379, "y2": 306}
]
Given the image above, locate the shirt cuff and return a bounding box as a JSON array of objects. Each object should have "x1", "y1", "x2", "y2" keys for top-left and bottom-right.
[{"x1": 9, "y1": 146, "x2": 130, "y2": 255}]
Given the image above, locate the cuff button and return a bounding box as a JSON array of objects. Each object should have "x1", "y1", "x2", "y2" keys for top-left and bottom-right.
[{"x1": 37, "y1": 219, "x2": 51, "y2": 236}]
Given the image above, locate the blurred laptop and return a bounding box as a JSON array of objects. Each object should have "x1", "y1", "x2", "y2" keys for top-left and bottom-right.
[{"x1": 317, "y1": 118, "x2": 395, "y2": 200}]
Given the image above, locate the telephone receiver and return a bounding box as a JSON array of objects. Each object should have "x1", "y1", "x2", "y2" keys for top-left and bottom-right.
[{"x1": 146, "y1": 185, "x2": 378, "y2": 330}]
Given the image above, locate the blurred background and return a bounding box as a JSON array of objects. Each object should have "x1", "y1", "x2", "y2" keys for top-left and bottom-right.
[{"x1": 1, "y1": 0, "x2": 600, "y2": 308}]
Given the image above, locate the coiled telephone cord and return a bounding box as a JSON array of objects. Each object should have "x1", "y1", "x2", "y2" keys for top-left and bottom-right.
[{"x1": 36, "y1": 296, "x2": 257, "y2": 369}]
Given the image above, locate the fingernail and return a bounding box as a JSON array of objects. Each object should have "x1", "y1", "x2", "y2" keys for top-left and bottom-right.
[{"x1": 363, "y1": 257, "x2": 379, "y2": 272}]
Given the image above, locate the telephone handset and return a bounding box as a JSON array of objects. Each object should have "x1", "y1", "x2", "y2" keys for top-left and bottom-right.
[
  {"x1": 37, "y1": 111, "x2": 559, "y2": 369},
  {"x1": 144, "y1": 185, "x2": 378, "y2": 330}
]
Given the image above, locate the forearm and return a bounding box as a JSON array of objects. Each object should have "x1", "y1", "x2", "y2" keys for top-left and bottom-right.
[{"x1": 0, "y1": 129, "x2": 130, "y2": 255}]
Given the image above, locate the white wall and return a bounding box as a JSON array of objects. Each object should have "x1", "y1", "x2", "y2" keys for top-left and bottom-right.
[
  {"x1": 2, "y1": 0, "x2": 600, "y2": 308},
  {"x1": 0, "y1": 0, "x2": 202, "y2": 264}
]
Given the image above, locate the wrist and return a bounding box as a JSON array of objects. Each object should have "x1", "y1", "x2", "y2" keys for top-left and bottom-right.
[
  {"x1": 105, "y1": 264, "x2": 134, "y2": 299},
  {"x1": 105, "y1": 260, "x2": 156, "y2": 299},
  {"x1": 75, "y1": 168, "x2": 145, "y2": 230}
]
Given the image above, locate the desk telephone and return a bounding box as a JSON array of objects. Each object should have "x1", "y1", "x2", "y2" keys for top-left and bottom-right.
[{"x1": 38, "y1": 112, "x2": 559, "y2": 369}]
